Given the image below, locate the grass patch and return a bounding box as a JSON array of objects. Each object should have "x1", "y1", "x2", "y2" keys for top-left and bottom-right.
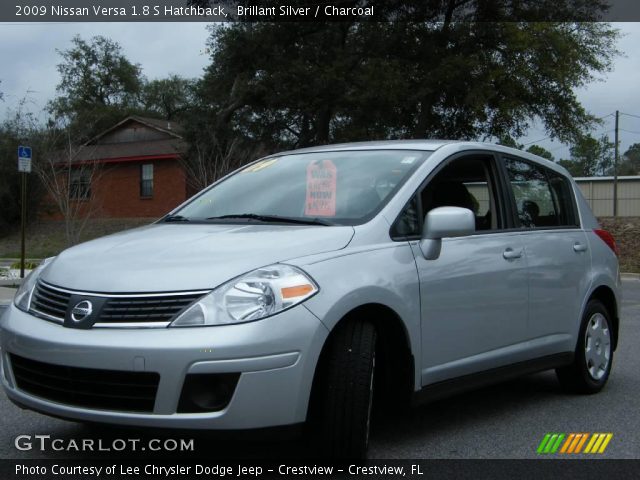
[
  {"x1": 9, "y1": 260, "x2": 39, "y2": 269},
  {"x1": 0, "y1": 218, "x2": 153, "y2": 258}
]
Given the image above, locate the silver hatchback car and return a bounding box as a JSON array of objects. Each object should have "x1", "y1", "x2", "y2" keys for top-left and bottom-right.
[{"x1": 1, "y1": 141, "x2": 621, "y2": 458}]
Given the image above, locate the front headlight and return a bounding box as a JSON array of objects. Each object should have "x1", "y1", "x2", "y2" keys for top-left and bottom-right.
[
  {"x1": 170, "y1": 264, "x2": 318, "y2": 327},
  {"x1": 14, "y1": 257, "x2": 55, "y2": 312}
]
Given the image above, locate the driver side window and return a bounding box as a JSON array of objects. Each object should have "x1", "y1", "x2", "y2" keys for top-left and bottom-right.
[{"x1": 391, "y1": 155, "x2": 502, "y2": 238}]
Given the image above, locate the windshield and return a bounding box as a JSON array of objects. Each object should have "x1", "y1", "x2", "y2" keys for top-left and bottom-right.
[{"x1": 172, "y1": 150, "x2": 431, "y2": 226}]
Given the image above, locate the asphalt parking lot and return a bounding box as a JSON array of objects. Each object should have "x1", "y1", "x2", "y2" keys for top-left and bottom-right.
[{"x1": 0, "y1": 279, "x2": 638, "y2": 460}]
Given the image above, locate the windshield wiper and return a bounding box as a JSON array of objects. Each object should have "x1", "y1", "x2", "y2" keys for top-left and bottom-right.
[
  {"x1": 163, "y1": 214, "x2": 190, "y2": 223},
  {"x1": 206, "y1": 213, "x2": 335, "y2": 226}
]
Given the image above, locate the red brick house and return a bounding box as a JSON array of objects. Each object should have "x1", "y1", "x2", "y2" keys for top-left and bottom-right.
[{"x1": 50, "y1": 116, "x2": 190, "y2": 219}]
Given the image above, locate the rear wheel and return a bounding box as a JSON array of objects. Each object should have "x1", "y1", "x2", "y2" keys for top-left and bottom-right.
[
  {"x1": 309, "y1": 319, "x2": 377, "y2": 459},
  {"x1": 556, "y1": 299, "x2": 613, "y2": 394}
]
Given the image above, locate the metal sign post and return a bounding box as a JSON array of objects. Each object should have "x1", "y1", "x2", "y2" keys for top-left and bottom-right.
[
  {"x1": 613, "y1": 110, "x2": 619, "y2": 217},
  {"x1": 18, "y1": 146, "x2": 32, "y2": 279}
]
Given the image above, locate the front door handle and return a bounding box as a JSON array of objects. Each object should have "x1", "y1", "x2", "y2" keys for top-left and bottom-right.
[
  {"x1": 573, "y1": 242, "x2": 588, "y2": 253},
  {"x1": 503, "y1": 247, "x2": 523, "y2": 260}
]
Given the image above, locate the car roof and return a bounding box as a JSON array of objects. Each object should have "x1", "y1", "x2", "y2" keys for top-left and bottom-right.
[
  {"x1": 273, "y1": 140, "x2": 571, "y2": 178},
  {"x1": 276, "y1": 139, "x2": 454, "y2": 154}
]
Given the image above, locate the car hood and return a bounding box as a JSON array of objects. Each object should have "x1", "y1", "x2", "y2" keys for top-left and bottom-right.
[{"x1": 41, "y1": 223, "x2": 355, "y2": 293}]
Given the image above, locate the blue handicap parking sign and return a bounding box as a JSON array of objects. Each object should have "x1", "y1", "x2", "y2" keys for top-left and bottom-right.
[{"x1": 18, "y1": 146, "x2": 32, "y2": 159}]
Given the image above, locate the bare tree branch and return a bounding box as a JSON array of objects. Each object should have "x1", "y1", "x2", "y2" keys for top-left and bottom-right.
[{"x1": 35, "y1": 118, "x2": 107, "y2": 246}]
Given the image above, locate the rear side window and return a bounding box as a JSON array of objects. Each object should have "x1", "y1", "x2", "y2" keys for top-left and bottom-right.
[{"x1": 504, "y1": 158, "x2": 578, "y2": 228}]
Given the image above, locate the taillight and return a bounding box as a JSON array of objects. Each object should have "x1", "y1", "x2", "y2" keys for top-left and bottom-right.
[{"x1": 594, "y1": 229, "x2": 618, "y2": 256}]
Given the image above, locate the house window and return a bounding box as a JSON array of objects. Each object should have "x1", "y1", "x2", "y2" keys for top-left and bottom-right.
[
  {"x1": 69, "y1": 169, "x2": 91, "y2": 200},
  {"x1": 140, "y1": 164, "x2": 154, "y2": 197}
]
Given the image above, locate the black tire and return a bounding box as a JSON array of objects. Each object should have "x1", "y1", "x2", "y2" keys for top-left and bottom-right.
[
  {"x1": 309, "y1": 319, "x2": 377, "y2": 459},
  {"x1": 556, "y1": 299, "x2": 614, "y2": 394}
]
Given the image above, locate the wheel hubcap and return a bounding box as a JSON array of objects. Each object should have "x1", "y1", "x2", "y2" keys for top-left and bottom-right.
[{"x1": 584, "y1": 313, "x2": 611, "y2": 381}]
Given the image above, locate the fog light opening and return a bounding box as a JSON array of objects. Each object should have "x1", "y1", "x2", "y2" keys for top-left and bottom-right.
[{"x1": 177, "y1": 373, "x2": 240, "y2": 413}]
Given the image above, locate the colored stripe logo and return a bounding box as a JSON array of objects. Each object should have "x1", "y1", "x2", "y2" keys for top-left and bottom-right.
[{"x1": 537, "y1": 433, "x2": 613, "y2": 454}]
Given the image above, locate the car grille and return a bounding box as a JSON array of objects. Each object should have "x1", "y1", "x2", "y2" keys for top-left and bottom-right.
[
  {"x1": 9, "y1": 354, "x2": 160, "y2": 413},
  {"x1": 100, "y1": 295, "x2": 202, "y2": 324},
  {"x1": 31, "y1": 281, "x2": 71, "y2": 321},
  {"x1": 29, "y1": 281, "x2": 206, "y2": 327}
]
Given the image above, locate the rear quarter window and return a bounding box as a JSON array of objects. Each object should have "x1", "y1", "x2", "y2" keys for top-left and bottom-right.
[
  {"x1": 504, "y1": 158, "x2": 579, "y2": 229},
  {"x1": 548, "y1": 171, "x2": 580, "y2": 227}
]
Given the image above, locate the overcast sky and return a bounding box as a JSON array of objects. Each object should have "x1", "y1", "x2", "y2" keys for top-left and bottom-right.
[{"x1": 1, "y1": 21, "x2": 640, "y2": 159}]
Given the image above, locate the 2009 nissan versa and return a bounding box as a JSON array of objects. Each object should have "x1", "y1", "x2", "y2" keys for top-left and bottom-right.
[{"x1": 0, "y1": 141, "x2": 621, "y2": 458}]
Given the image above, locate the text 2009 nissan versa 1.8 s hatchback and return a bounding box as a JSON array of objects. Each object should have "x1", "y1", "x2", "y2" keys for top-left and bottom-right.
[{"x1": 1, "y1": 141, "x2": 621, "y2": 458}]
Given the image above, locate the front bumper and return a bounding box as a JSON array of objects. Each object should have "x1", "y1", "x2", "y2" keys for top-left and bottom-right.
[{"x1": 0, "y1": 304, "x2": 328, "y2": 429}]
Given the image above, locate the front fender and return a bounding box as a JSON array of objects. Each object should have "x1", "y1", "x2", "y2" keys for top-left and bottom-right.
[{"x1": 299, "y1": 243, "x2": 422, "y2": 390}]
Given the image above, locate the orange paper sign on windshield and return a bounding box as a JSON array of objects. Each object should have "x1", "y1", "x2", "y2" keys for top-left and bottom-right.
[{"x1": 305, "y1": 160, "x2": 337, "y2": 217}]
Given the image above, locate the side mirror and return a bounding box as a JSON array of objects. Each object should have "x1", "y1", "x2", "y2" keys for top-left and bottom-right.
[{"x1": 419, "y1": 207, "x2": 475, "y2": 260}]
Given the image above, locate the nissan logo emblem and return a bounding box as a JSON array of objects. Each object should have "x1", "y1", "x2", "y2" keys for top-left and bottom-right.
[{"x1": 70, "y1": 300, "x2": 93, "y2": 322}]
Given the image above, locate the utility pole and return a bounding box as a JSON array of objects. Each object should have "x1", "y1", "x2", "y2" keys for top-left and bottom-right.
[{"x1": 613, "y1": 110, "x2": 619, "y2": 217}]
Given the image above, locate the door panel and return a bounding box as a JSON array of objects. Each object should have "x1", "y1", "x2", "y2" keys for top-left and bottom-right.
[
  {"x1": 414, "y1": 232, "x2": 529, "y2": 385},
  {"x1": 501, "y1": 156, "x2": 590, "y2": 351},
  {"x1": 520, "y1": 230, "x2": 590, "y2": 347}
]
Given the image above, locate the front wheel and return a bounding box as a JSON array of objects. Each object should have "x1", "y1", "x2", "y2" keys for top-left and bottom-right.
[
  {"x1": 309, "y1": 319, "x2": 377, "y2": 459},
  {"x1": 556, "y1": 299, "x2": 613, "y2": 394}
]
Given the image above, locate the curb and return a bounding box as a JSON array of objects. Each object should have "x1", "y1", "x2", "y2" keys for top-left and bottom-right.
[
  {"x1": 0, "y1": 258, "x2": 43, "y2": 262},
  {"x1": 621, "y1": 273, "x2": 640, "y2": 280}
]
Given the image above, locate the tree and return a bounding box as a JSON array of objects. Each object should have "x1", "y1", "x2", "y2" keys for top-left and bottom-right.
[
  {"x1": 557, "y1": 158, "x2": 583, "y2": 177},
  {"x1": 48, "y1": 35, "x2": 143, "y2": 137},
  {"x1": 618, "y1": 143, "x2": 640, "y2": 176},
  {"x1": 181, "y1": 97, "x2": 266, "y2": 189},
  {"x1": 181, "y1": 133, "x2": 262, "y2": 192},
  {"x1": 1, "y1": 94, "x2": 111, "y2": 245},
  {"x1": 560, "y1": 135, "x2": 613, "y2": 177},
  {"x1": 141, "y1": 75, "x2": 196, "y2": 121},
  {"x1": 196, "y1": 6, "x2": 618, "y2": 150},
  {"x1": 526, "y1": 145, "x2": 555, "y2": 161},
  {"x1": 498, "y1": 136, "x2": 523, "y2": 149},
  {"x1": 35, "y1": 122, "x2": 107, "y2": 246}
]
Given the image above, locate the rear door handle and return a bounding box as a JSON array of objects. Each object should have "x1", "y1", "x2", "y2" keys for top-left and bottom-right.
[
  {"x1": 573, "y1": 242, "x2": 588, "y2": 253},
  {"x1": 503, "y1": 247, "x2": 523, "y2": 260}
]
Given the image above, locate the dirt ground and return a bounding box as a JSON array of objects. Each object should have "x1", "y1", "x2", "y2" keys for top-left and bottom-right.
[{"x1": 599, "y1": 217, "x2": 640, "y2": 273}]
